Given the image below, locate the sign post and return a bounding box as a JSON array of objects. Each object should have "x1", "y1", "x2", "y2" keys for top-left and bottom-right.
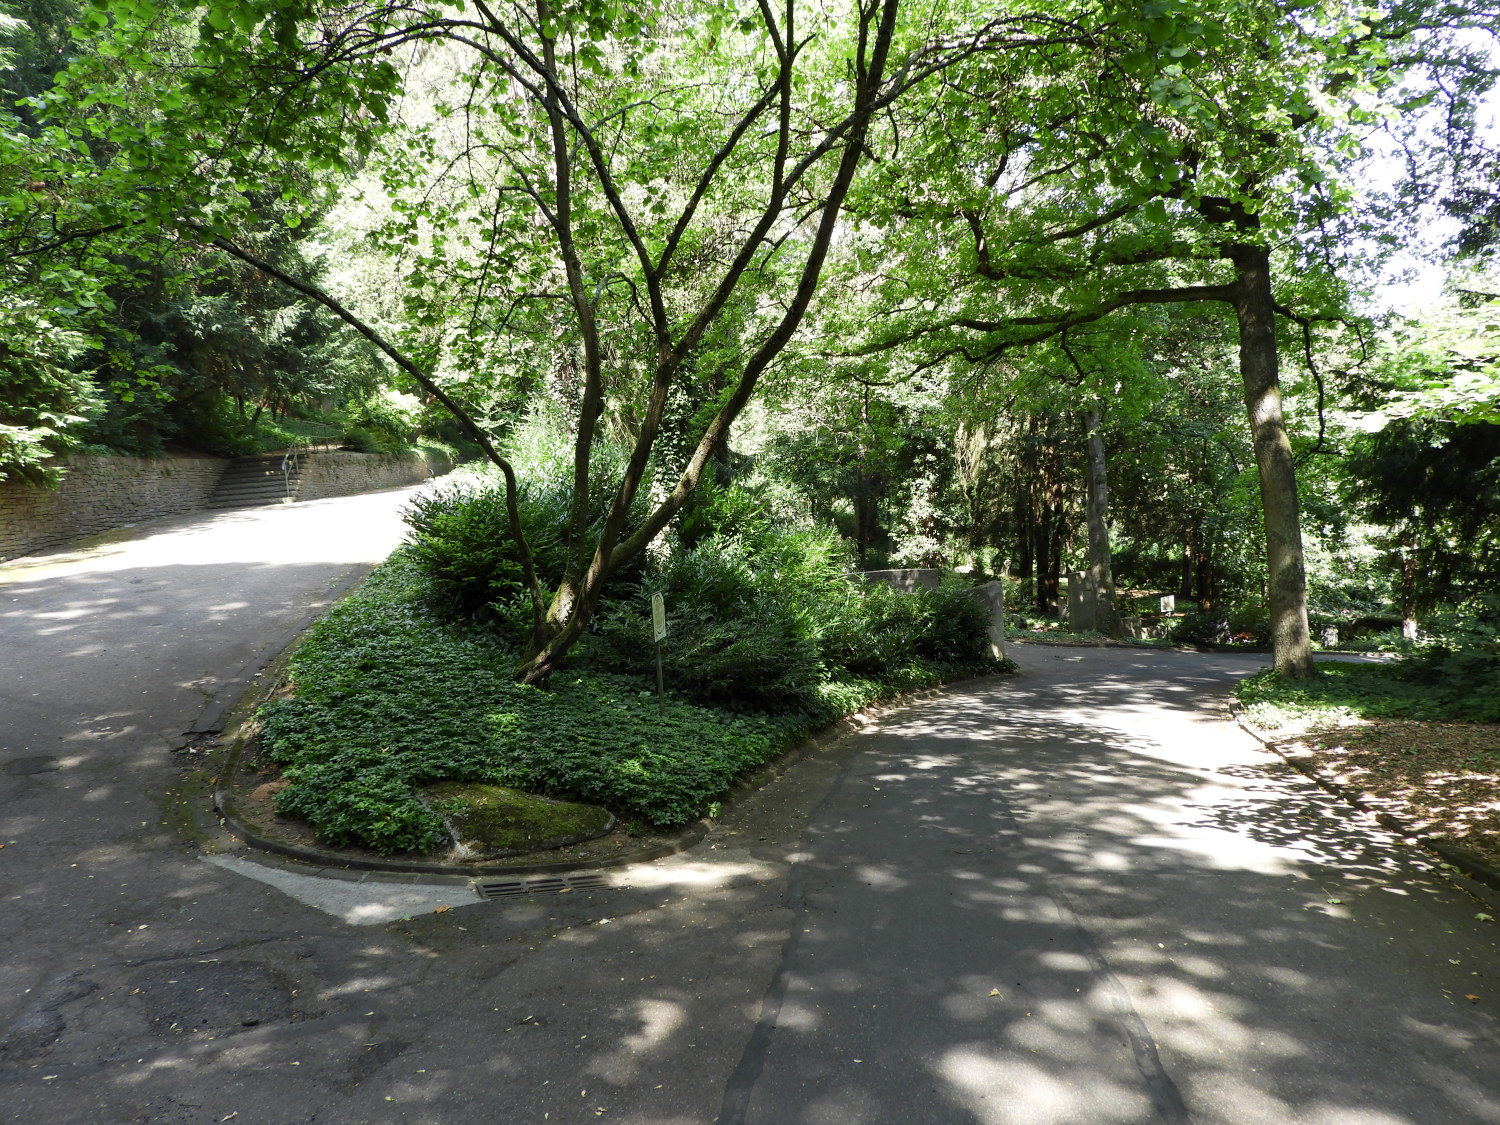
[{"x1": 651, "y1": 593, "x2": 667, "y2": 716}]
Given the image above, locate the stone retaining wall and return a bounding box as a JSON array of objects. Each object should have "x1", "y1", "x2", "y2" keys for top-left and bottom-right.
[
  {"x1": 0, "y1": 454, "x2": 229, "y2": 562},
  {"x1": 1, "y1": 448, "x2": 456, "y2": 563},
  {"x1": 295, "y1": 449, "x2": 451, "y2": 501}
]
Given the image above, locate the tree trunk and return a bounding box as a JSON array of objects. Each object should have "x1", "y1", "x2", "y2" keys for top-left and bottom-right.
[
  {"x1": 1178, "y1": 526, "x2": 1194, "y2": 600},
  {"x1": 852, "y1": 469, "x2": 880, "y2": 568},
  {"x1": 1016, "y1": 494, "x2": 1034, "y2": 589},
  {"x1": 1228, "y1": 244, "x2": 1314, "y2": 678},
  {"x1": 515, "y1": 0, "x2": 908, "y2": 686},
  {"x1": 1194, "y1": 542, "x2": 1216, "y2": 612},
  {"x1": 1396, "y1": 534, "x2": 1419, "y2": 640},
  {"x1": 1041, "y1": 481, "x2": 1066, "y2": 612},
  {"x1": 1083, "y1": 409, "x2": 1118, "y2": 636}
]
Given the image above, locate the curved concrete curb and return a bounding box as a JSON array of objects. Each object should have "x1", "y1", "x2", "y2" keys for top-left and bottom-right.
[
  {"x1": 208, "y1": 651, "x2": 984, "y2": 880},
  {"x1": 211, "y1": 790, "x2": 706, "y2": 877},
  {"x1": 1229, "y1": 702, "x2": 1500, "y2": 896}
]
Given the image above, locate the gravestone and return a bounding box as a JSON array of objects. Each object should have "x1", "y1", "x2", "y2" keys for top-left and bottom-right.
[
  {"x1": 969, "y1": 581, "x2": 1007, "y2": 660},
  {"x1": 1067, "y1": 570, "x2": 1099, "y2": 633}
]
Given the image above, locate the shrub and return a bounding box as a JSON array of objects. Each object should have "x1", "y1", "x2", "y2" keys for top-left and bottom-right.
[
  {"x1": 1224, "y1": 605, "x2": 1271, "y2": 646},
  {"x1": 343, "y1": 391, "x2": 420, "y2": 453},
  {"x1": 588, "y1": 531, "x2": 1000, "y2": 713},
  {"x1": 1399, "y1": 599, "x2": 1500, "y2": 721},
  {"x1": 585, "y1": 527, "x2": 845, "y2": 712},
  {"x1": 403, "y1": 476, "x2": 567, "y2": 628},
  {"x1": 1170, "y1": 612, "x2": 1229, "y2": 647}
]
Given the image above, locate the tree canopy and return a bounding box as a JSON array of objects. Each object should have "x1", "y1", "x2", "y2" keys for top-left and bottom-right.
[{"x1": 2, "y1": 0, "x2": 1497, "y2": 681}]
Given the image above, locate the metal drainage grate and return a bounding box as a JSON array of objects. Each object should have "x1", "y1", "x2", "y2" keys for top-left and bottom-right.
[{"x1": 475, "y1": 872, "x2": 615, "y2": 899}]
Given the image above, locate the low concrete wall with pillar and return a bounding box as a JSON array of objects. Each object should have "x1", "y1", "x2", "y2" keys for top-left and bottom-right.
[{"x1": 854, "y1": 568, "x2": 1007, "y2": 660}]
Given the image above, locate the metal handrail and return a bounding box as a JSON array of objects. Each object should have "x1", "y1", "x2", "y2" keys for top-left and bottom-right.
[{"x1": 280, "y1": 440, "x2": 306, "y2": 499}]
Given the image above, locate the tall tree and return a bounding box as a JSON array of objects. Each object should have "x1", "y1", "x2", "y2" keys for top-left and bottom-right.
[
  {"x1": 836, "y1": 0, "x2": 1498, "y2": 678},
  {"x1": 38, "y1": 0, "x2": 1108, "y2": 681}
]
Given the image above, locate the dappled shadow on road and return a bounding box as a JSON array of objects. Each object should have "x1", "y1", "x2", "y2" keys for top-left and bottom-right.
[
  {"x1": 0, "y1": 496, "x2": 429, "y2": 1121},
  {"x1": 717, "y1": 650, "x2": 1500, "y2": 1125},
  {"x1": 0, "y1": 559, "x2": 389, "y2": 861},
  {"x1": 6, "y1": 605, "x2": 1500, "y2": 1122}
]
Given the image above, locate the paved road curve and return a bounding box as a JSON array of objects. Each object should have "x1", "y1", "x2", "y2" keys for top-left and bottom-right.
[{"x1": 2, "y1": 503, "x2": 1498, "y2": 1124}]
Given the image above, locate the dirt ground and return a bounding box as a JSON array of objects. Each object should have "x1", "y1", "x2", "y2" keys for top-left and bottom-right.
[{"x1": 1242, "y1": 711, "x2": 1500, "y2": 870}]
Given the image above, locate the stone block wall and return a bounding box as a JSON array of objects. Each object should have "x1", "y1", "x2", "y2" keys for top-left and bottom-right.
[
  {"x1": 0, "y1": 454, "x2": 228, "y2": 562},
  {"x1": 295, "y1": 450, "x2": 449, "y2": 502}
]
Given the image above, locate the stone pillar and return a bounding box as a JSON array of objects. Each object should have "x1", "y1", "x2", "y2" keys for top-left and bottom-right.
[
  {"x1": 967, "y1": 581, "x2": 1007, "y2": 660},
  {"x1": 1067, "y1": 569, "x2": 1099, "y2": 633}
]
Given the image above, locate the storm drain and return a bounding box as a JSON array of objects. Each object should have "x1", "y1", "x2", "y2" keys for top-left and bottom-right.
[{"x1": 475, "y1": 872, "x2": 615, "y2": 899}]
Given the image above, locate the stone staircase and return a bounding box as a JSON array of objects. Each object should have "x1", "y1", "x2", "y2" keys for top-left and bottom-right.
[{"x1": 206, "y1": 452, "x2": 304, "y2": 509}]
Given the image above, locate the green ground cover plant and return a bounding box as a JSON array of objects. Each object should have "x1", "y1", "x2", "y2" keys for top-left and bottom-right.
[
  {"x1": 259, "y1": 553, "x2": 794, "y2": 852},
  {"x1": 1237, "y1": 635, "x2": 1500, "y2": 726},
  {"x1": 258, "y1": 531, "x2": 1008, "y2": 854}
]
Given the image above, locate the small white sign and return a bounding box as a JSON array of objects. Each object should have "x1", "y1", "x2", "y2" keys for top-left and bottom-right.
[
  {"x1": 651, "y1": 593, "x2": 667, "y2": 642},
  {"x1": 1160, "y1": 594, "x2": 1176, "y2": 615}
]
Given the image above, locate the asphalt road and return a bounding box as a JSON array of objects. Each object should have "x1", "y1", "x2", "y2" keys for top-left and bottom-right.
[{"x1": 2, "y1": 499, "x2": 1498, "y2": 1124}]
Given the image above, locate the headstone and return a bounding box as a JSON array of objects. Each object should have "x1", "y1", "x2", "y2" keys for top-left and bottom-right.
[
  {"x1": 1067, "y1": 570, "x2": 1098, "y2": 633},
  {"x1": 1320, "y1": 626, "x2": 1339, "y2": 648},
  {"x1": 855, "y1": 568, "x2": 944, "y2": 592},
  {"x1": 1160, "y1": 594, "x2": 1175, "y2": 615},
  {"x1": 967, "y1": 581, "x2": 1007, "y2": 660}
]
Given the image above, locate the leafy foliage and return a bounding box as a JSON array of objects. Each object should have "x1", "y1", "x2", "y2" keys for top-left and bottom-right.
[
  {"x1": 402, "y1": 472, "x2": 566, "y2": 625},
  {"x1": 1237, "y1": 639, "x2": 1500, "y2": 726},
  {"x1": 259, "y1": 553, "x2": 790, "y2": 851},
  {"x1": 261, "y1": 506, "x2": 1006, "y2": 852},
  {"x1": 342, "y1": 390, "x2": 420, "y2": 454}
]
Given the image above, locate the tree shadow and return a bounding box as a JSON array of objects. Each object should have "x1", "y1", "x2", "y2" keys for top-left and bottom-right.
[{"x1": 714, "y1": 652, "x2": 1500, "y2": 1124}]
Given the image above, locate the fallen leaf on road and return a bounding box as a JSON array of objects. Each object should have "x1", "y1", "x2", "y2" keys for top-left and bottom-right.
[
  {"x1": 988, "y1": 989, "x2": 1002, "y2": 997},
  {"x1": 434, "y1": 904, "x2": 451, "y2": 914}
]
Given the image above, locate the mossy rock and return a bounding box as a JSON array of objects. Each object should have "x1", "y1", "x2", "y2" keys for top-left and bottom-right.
[{"x1": 423, "y1": 782, "x2": 614, "y2": 858}]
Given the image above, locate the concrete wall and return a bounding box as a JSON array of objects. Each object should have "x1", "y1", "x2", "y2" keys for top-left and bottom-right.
[
  {"x1": 854, "y1": 568, "x2": 1007, "y2": 659},
  {"x1": 855, "y1": 567, "x2": 945, "y2": 592},
  {"x1": 0, "y1": 454, "x2": 228, "y2": 562},
  {"x1": 295, "y1": 449, "x2": 451, "y2": 502}
]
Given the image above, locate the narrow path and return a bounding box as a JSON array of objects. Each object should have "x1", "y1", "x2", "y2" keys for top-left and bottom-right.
[{"x1": 3, "y1": 509, "x2": 1497, "y2": 1125}]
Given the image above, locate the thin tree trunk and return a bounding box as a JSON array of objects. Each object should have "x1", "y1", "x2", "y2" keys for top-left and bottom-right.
[
  {"x1": 1195, "y1": 542, "x2": 1216, "y2": 612},
  {"x1": 1017, "y1": 493, "x2": 1034, "y2": 588},
  {"x1": 1397, "y1": 533, "x2": 1419, "y2": 640},
  {"x1": 1083, "y1": 409, "x2": 1118, "y2": 636},
  {"x1": 1179, "y1": 525, "x2": 1194, "y2": 600},
  {"x1": 1042, "y1": 480, "x2": 1066, "y2": 612},
  {"x1": 1228, "y1": 243, "x2": 1314, "y2": 678},
  {"x1": 515, "y1": 0, "x2": 905, "y2": 686},
  {"x1": 1033, "y1": 497, "x2": 1051, "y2": 613}
]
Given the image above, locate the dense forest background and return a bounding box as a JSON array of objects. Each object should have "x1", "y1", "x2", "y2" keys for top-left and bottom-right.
[{"x1": 3, "y1": 0, "x2": 1498, "y2": 686}]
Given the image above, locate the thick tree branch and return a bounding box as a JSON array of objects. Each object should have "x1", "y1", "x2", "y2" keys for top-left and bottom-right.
[{"x1": 192, "y1": 224, "x2": 547, "y2": 639}]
